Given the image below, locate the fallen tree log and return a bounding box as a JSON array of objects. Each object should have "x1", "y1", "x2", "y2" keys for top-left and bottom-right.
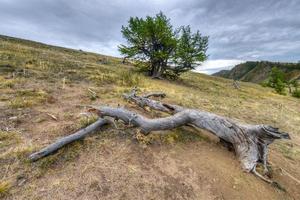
[
  {"x1": 102, "y1": 89, "x2": 290, "y2": 184},
  {"x1": 92, "y1": 106, "x2": 290, "y2": 173},
  {"x1": 29, "y1": 89, "x2": 291, "y2": 185},
  {"x1": 29, "y1": 118, "x2": 109, "y2": 161},
  {"x1": 122, "y1": 90, "x2": 291, "y2": 183}
]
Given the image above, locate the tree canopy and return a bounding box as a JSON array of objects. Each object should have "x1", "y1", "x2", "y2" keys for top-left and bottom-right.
[{"x1": 119, "y1": 12, "x2": 208, "y2": 78}]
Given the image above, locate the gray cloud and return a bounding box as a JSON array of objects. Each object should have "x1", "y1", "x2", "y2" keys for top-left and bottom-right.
[{"x1": 0, "y1": 0, "x2": 299, "y2": 61}]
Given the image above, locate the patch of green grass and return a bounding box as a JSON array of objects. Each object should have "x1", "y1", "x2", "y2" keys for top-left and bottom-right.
[
  {"x1": 0, "y1": 131, "x2": 21, "y2": 148},
  {"x1": 63, "y1": 112, "x2": 74, "y2": 120},
  {"x1": 136, "y1": 127, "x2": 209, "y2": 145},
  {"x1": 160, "y1": 127, "x2": 209, "y2": 144},
  {"x1": 118, "y1": 71, "x2": 145, "y2": 87},
  {"x1": 0, "y1": 77, "x2": 17, "y2": 89},
  {"x1": 9, "y1": 89, "x2": 48, "y2": 108},
  {"x1": 88, "y1": 73, "x2": 118, "y2": 85},
  {"x1": 9, "y1": 97, "x2": 33, "y2": 108},
  {"x1": 0, "y1": 80, "x2": 14, "y2": 88},
  {"x1": 78, "y1": 115, "x2": 98, "y2": 128},
  {"x1": 0, "y1": 145, "x2": 35, "y2": 164}
]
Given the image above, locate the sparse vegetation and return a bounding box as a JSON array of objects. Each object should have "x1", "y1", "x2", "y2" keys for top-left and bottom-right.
[
  {"x1": 0, "y1": 77, "x2": 15, "y2": 89},
  {"x1": 0, "y1": 35, "x2": 300, "y2": 199},
  {"x1": 0, "y1": 131, "x2": 21, "y2": 148},
  {"x1": 9, "y1": 89, "x2": 48, "y2": 108},
  {"x1": 119, "y1": 71, "x2": 144, "y2": 87}
]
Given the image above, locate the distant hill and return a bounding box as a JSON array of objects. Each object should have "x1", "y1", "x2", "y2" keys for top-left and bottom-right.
[{"x1": 213, "y1": 61, "x2": 300, "y2": 83}]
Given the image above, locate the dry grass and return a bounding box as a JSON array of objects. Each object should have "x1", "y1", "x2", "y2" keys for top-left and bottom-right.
[
  {"x1": 0, "y1": 35, "x2": 300, "y2": 199},
  {"x1": 0, "y1": 181, "x2": 11, "y2": 197}
]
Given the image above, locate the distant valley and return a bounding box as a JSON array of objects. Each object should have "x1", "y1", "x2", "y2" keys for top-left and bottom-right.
[{"x1": 213, "y1": 61, "x2": 300, "y2": 83}]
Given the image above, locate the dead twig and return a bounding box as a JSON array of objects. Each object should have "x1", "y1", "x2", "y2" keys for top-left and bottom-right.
[{"x1": 46, "y1": 113, "x2": 58, "y2": 121}]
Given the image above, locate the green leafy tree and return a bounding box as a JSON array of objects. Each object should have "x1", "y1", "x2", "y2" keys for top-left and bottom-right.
[
  {"x1": 119, "y1": 12, "x2": 177, "y2": 78},
  {"x1": 267, "y1": 67, "x2": 286, "y2": 94},
  {"x1": 173, "y1": 26, "x2": 208, "y2": 76},
  {"x1": 119, "y1": 12, "x2": 208, "y2": 79}
]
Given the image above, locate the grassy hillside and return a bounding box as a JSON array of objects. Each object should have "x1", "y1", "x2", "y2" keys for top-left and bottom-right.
[
  {"x1": 213, "y1": 61, "x2": 300, "y2": 83},
  {"x1": 0, "y1": 35, "x2": 300, "y2": 200}
]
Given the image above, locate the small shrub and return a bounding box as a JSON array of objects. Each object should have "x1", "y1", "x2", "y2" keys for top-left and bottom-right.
[
  {"x1": 292, "y1": 90, "x2": 300, "y2": 98},
  {"x1": 119, "y1": 71, "x2": 144, "y2": 87},
  {"x1": 0, "y1": 131, "x2": 21, "y2": 148},
  {"x1": 260, "y1": 81, "x2": 269, "y2": 87},
  {"x1": 274, "y1": 79, "x2": 286, "y2": 95},
  {"x1": 266, "y1": 67, "x2": 287, "y2": 95},
  {"x1": 9, "y1": 97, "x2": 32, "y2": 108},
  {"x1": 79, "y1": 115, "x2": 98, "y2": 128},
  {"x1": 0, "y1": 77, "x2": 16, "y2": 89},
  {"x1": 88, "y1": 73, "x2": 118, "y2": 85}
]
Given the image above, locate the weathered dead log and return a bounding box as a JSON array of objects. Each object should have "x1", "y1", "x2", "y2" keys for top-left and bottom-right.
[
  {"x1": 29, "y1": 89, "x2": 291, "y2": 186},
  {"x1": 93, "y1": 105, "x2": 290, "y2": 173},
  {"x1": 120, "y1": 89, "x2": 291, "y2": 184},
  {"x1": 29, "y1": 119, "x2": 109, "y2": 161}
]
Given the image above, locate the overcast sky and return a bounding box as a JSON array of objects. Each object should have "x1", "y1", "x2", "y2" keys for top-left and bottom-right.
[{"x1": 0, "y1": 0, "x2": 299, "y2": 74}]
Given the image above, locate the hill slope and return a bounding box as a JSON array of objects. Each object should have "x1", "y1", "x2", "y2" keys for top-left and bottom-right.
[
  {"x1": 1, "y1": 35, "x2": 300, "y2": 200},
  {"x1": 213, "y1": 61, "x2": 300, "y2": 83}
]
